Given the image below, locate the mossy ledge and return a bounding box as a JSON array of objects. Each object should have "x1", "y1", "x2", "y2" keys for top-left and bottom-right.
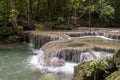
[
  {"x1": 105, "y1": 49, "x2": 120, "y2": 80},
  {"x1": 73, "y1": 49, "x2": 120, "y2": 80},
  {"x1": 73, "y1": 59, "x2": 117, "y2": 80}
]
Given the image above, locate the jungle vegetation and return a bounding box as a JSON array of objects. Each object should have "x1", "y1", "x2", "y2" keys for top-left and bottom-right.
[{"x1": 0, "y1": 0, "x2": 120, "y2": 42}]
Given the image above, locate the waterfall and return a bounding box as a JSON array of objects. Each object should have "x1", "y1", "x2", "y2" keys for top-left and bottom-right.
[
  {"x1": 26, "y1": 32, "x2": 115, "y2": 75},
  {"x1": 66, "y1": 32, "x2": 97, "y2": 37},
  {"x1": 29, "y1": 33, "x2": 61, "y2": 49},
  {"x1": 66, "y1": 32, "x2": 120, "y2": 40},
  {"x1": 22, "y1": 31, "x2": 31, "y2": 42},
  {"x1": 104, "y1": 34, "x2": 120, "y2": 40},
  {"x1": 93, "y1": 47, "x2": 115, "y2": 53},
  {"x1": 55, "y1": 48, "x2": 88, "y2": 63},
  {"x1": 26, "y1": 46, "x2": 113, "y2": 75}
]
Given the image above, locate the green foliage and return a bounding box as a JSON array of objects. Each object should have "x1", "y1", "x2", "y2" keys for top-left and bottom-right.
[
  {"x1": 70, "y1": 0, "x2": 80, "y2": 10},
  {"x1": 0, "y1": 15, "x2": 3, "y2": 21},
  {"x1": 57, "y1": 17, "x2": 65, "y2": 24},
  {"x1": 105, "y1": 70, "x2": 120, "y2": 80},
  {"x1": 9, "y1": 9, "x2": 19, "y2": 23},
  {"x1": 74, "y1": 59, "x2": 117, "y2": 80},
  {"x1": 96, "y1": 0, "x2": 115, "y2": 21},
  {"x1": 90, "y1": 0, "x2": 114, "y2": 21},
  {"x1": 86, "y1": 59, "x2": 109, "y2": 76},
  {"x1": 0, "y1": 26, "x2": 21, "y2": 43},
  {"x1": 0, "y1": 1, "x2": 4, "y2": 12},
  {"x1": 0, "y1": 26, "x2": 14, "y2": 37},
  {"x1": 77, "y1": 0, "x2": 115, "y2": 21},
  {"x1": 100, "y1": 5, "x2": 114, "y2": 18},
  {"x1": 115, "y1": 49, "x2": 120, "y2": 57},
  {"x1": 0, "y1": 0, "x2": 119, "y2": 31}
]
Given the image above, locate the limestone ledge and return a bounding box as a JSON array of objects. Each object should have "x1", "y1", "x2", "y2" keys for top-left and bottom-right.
[{"x1": 23, "y1": 31, "x2": 119, "y2": 67}]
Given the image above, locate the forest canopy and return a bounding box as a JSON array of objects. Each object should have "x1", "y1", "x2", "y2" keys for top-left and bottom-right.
[{"x1": 0, "y1": 0, "x2": 120, "y2": 42}]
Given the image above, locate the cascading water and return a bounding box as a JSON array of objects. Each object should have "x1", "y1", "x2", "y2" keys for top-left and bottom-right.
[
  {"x1": 26, "y1": 32, "x2": 114, "y2": 75},
  {"x1": 27, "y1": 48, "x2": 113, "y2": 75},
  {"x1": 66, "y1": 32, "x2": 120, "y2": 40},
  {"x1": 29, "y1": 33, "x2": 62, "y2": 49}
]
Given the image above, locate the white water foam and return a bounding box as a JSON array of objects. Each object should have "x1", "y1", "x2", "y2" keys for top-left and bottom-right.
[
  {"x1": 64, "y1": 34, "x2": 71, "y2": 40},
  {"x1": 26, "y1": 49, "x2": 78, "y2": 75},
  {"x1": 26, "y1": 48, "x2": 113, "y2": 75},
  {"x1": 67, "y1": 34, "x2": 119, "y2": 41},
  {"x1": 80, "y1": 51, "x2": 101, "y2": 62},
  {"x1": 110, "y1": 30, "x2": 120, "y2": 33},
  {"x1": 27, "y1": 43, "x2": 40, "y2": 54},
  {"x1": 74, "y1": 36, "x2": 114, "y2": 40}
]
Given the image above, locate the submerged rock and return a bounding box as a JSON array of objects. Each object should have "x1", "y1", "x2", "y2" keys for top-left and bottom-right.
[{"x1": 43, "y1": 73, "x2": 56, "y2": 80}]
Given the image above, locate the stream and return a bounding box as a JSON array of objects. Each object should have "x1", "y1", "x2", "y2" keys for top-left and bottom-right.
[{"x1": 0, "y1": 43, "x2": 71, "y2": 80}]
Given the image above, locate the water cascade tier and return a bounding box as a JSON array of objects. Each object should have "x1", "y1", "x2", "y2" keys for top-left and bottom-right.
[
  {"x1": 26, "y1": 31, "x2": 119, "y2": 75},
  {"x1": 29, "y1": 32, "x2": 62, "y2": 49},
  {"x1": 66, "y1": 32, "x2": 120, "y2": 40},
  {"x1": 40, "y1": 44, "x2": 114, "y2": 67}
]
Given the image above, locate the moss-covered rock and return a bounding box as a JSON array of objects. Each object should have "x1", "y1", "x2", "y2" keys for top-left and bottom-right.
[
  {"x1": 0, "y1": 25, "x2": 21, "y2": 43},
  {"x1": 105, "y1": 49, "x2": 120, "y2": 80},
  {"x1": 105, "y1": 70, "x2": 120, "y2": 80},
  {"x1": 1, "y1": 35, "x2": 21, "y2": 43},
  {"x1": 113, "y1": 49, "x2": 120, "y2": 68},
  {"x1": 73, "y1": 61, "x2": 90, "y2": 80},
  {"x1": 115, "y1": 49, "x2": 120, "y2": 57},
  {"x1": 73, "y1": 59, "x2": 117, "y2": 80}
]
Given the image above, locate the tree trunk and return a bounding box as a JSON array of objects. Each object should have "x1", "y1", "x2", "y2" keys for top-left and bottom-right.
[
  {"x1": 4, "y1": 0, "x2": 8, "y2": 27},
  {"x1": 27, "y1": 0, "x2": 32, "y2": 28},
  {"x1": 10, "y1": 0, "x2": 18, "y2": 32},
  {"x1": 19, "y1": 0, "x2": 23, "y2": 13},
  {"x1": 89, "y1": 0, "x2": 91, "y2": 33},
  {"x1": 47, "y1": 0, "x2": 51, "y2": 21}
]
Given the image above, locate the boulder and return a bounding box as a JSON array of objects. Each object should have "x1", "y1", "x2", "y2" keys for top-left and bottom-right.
[{"x1": 73, "y1": 59, "x2": 117, "y2": 80}]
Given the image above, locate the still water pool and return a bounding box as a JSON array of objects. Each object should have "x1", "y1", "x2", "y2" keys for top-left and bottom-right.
[{"x1": 0, "y1": 43, "x2": 71, "y2": 80}]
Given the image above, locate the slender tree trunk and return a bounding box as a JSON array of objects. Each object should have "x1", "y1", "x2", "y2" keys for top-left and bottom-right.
[
  {"x1": 54, "y1": 0, "x2": 57, "y2": 17},
  {"x1": 25, "y1": 1, "x2": 28, "y2": 19},
  {"x1": 89, "y1": 0, "x2": 91, "y2": 33},
  {"x1": 27, "y1": 0, "x2": 32, "y2": 27},
  {"x1": 36, "y1": 0, "x2": 41, "y2": 19},
  {"x1": 10, "y1": 0, "x2": 18, "y2": 32},
  {"x1": 72, "y1": 8, "x2": 77, "y2": 29},
  {"x1": 61, "y1": 0, "x2": 65, "y2": 17},
  {"x1": 4, "y1": 0, "x2": 8, "y2": 27},
  {"x1": 47, "y1": 0, "x2": 51, "y2": 21},
  {"x1": 19, "y1": 0, "x2": 23, "y2": 13}
]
